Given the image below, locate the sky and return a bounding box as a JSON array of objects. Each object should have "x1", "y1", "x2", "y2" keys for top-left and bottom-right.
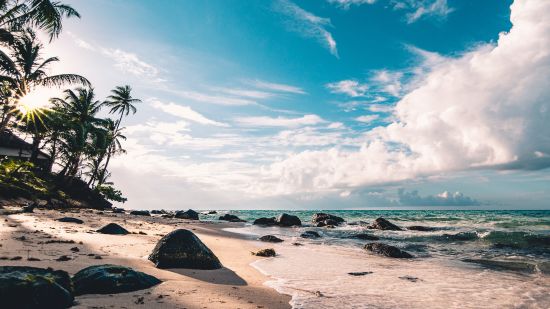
[{"x1": 35, "y1": 0, "x2": 550, "y2": 210}]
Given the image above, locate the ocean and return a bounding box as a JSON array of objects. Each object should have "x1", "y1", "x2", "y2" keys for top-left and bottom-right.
[{"x1": 211, "y1": 210, "x2": 550, "y2": 308}]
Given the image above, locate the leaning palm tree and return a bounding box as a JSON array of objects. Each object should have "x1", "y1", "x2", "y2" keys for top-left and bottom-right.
[
  {"x1": 93, "y1": 119, "x2": 126, "y2": 187},
  {"x1": 103, "y1": 85, "x2": 141, "y2": 131},
  {"x1": 0, "y1": 0, "x2": 80, "y2": 42},
  {"x1": 0, "y1": 29, "x2": 89, "y2": 132}
]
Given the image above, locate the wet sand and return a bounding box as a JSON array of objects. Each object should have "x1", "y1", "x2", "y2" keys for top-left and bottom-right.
[{"x1": 0, "y1": 208, "x2": 291, "y2": 309}]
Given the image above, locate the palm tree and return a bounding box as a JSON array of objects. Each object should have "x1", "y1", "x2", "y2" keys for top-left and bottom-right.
[
  {"x1": 0, "y1": 29, "x2": 89, "y2": 133},
  {"x1": 103, "y1": 85, "x2": 141, "y2": 131},
  {"x1": 0, "y1": 0, "x2": 80, "y2": 42},
  {"x1": 50, "y1": 87, "x2": 103, "y2": 178}
]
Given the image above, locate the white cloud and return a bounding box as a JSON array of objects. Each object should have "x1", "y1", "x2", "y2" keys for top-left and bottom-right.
[
  {"x1": 327, "y1": 80, "x2": 369, "y2": 97},
  {"x1": 168, "y1": 89, "x2": 257, "y2": 106},
  {"x1": 258, "y1": 0, "x2": 550, "y2": 194},
  {"x1": 274, "y1": 0, "x2": 339, "y2": 57},
  {"x1": 148, "y1": 99, "x2": 228, "y2": 127},
  {"x1": 216, "y1": 88, "x2": 275, "y2": 99},
  {"x1": 235, "y1": 114, "x2": 326, "y2": 128},
  {"x1": 355, "y1": 115, "x2": 379, "y2": 123},
  {"x1": 328, "y1": 0, "x2": 453, "y2": 23},
  {"x1": 248, "y1": 80, "x2": 306, "y2": 95},
  {"x1": 398, "y1": 189, "x2": 480, "y2": 206}
]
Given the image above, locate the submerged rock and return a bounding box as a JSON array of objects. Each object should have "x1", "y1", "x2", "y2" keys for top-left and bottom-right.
[
  {"x1": 148, "y1": 229, "x2": 222, "y2": 269},
  {"x1": 259, "y1": 235, "x2": 284, "y2": 243},
  {"x1": 407, "y1": 226, "x2": 436, "y2": 231},
  {"x1": 57, "y1": 217, "x2": 84, "y2": 224},
  {"x1": 97, "y1": 223, "x2": 129, "y2": 235},
  {"x1": 73, "y1": 264, "x2": 161, "y2": 296},
  {"x1": 300, "y1": 231, "x2": 321, "y2": 239},
  {"x1": 367, "y1": 218, "x2": 402, "y2": 231},
  {"x1": 0, "y1": 266, "x2": 73, "y2": 309},
  {"x1": 312, "y1": 213, "x2": 345, "y2": 227},
  {"x1": 218, "y1": 214, "x2": 246, "y2": 222},
  {"x1": 130, "y1": 210, "x2": 150, "y2": 216},
  {"x1": 252, "y1": 248, "x2": 276, "y2": 257},
  {"x1": 348, "y1": 233, "x2": 380, "y2": 241},
  {"x1": 253, "y1": 217, "x2": 277, "y2": 226},
  {"x1": 462, "y1": 259, "x2": 538, "y2": 273},
  {"x1": 275, "y1": 213, "x2": 301, "y2": 227},
  {"x1": 175, "y1": 209, "x2": 199, "y2": 220},
  {"x1": 364, "y1": 242, "x2": 413, "y2": 258}
]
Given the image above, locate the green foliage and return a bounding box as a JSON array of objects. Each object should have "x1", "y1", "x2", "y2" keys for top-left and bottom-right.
[
  {"x1": 96, "y1": 185, "x2": 127, "y2": 203},
  {"x1": 0, "y1": 157, "x2": 49, "y2": 198}
]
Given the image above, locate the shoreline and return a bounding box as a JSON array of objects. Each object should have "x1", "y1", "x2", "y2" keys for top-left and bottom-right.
[{"x1": 0, "y1": 208, "x2": 292, "y2": 308}]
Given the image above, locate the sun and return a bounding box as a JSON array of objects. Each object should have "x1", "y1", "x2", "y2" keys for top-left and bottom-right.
[{"x1": 17, "y1": 91, "x2": 50, "y2": 116}]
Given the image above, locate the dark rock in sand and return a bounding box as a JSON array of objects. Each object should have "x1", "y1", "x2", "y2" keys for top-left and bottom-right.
[
  {"x1": 130, "y1": 210, "x2": 150, "y2": 216},
  {"x1": 407, "y1": 226, "x2": 436, "y2": 231},
  {"x1": 367, "y1": 217, "x2": 402, "y2": 231},
  {"x1": 275, "y1": 213, "x2": 301, "y2": 227},
  {"x1": 0, "y1": 266, "x2": 73, "y2": 309},
  {"x1": 148, "y1": 229, "x2": 222, "y2": 269},
  {"x1": 312, "y1": 213, "x2": 345, "y2": 227},
  {"x1": 56, "y1": 255, "x2": 71, "y2": 262},
  {"x1": 22, "y1": 202, "x2": 37, "y2": 213},
  {"x1": 161, "y1": 214, "x2": 174, "y2": 218},
  {"x1": 462, "y1": 259, "x2": 538, "y2": 273},
  {"x1": 57, "y1": 217, "x2": 84, "y2": 224},
  {"x1": 111, "y1": 207, "x2": 125, "y2": 214},
  {"x1": 300, "y1": 231, "x2": 321, "y2": 239},
  {"x1": 348, "y1": 271, "x2": 373, "y2": 276},
  {"x1": 253, "y1": 217, "x2": 277, "y2": 226},
  {"x1": 73, "y1": 264, "x2": 161, "y2": 296},
  {"x1": 150, "y1": 210, "x2": 165, "y2": 215},
  {"x1": 364, "y1": 242, "x2": 413, "y2": 258},
  {"x1": 252, "y1": 248, "x2": 276, "y2": 257},
  {"x1": 175, "y1": 209, "x2": 199, "y2": 220},
  {"x1": 348, "y1": 233, "x2": 380, "y2": 241},
  {"x1": 259, "y1": 235, "x2": 284, "y2": 243},
  {"x1": 399, "y1": 275, "x2": 420, "y2": 282},
  {"x1": 218, "y1": 214, "x2": 246, "y2": 222},
  {"x1": 97, "y1": 223, "x2": 129, "y2": 235}
]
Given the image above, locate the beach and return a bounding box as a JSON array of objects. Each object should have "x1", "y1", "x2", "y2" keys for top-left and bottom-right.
[{"x1": 0, "y1": 207, "x2": 291, "y2": 309}]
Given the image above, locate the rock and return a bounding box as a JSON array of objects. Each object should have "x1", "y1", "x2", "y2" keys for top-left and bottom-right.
[
  {"x1": 45, "y1": 199, "x2": 68, "y2": 209},
  {"x1": 275, "y1": 213, "x2": 301, "y2": 227},
  {"x1": 0, "y1": 266, "x2": 73, "y2": 309},
  {"x1": 130, "y1": 210, "x2": 150, "y2": 216},
  {"x1": 56, "y1": 255, "x2": 71, "y2": 262},
  {"x1": 253, "y1": 217, "x2": 277, "y2": 226},
  {"x1": 97, "y1": 223, "x2": 129, "y2": 235},
  {"x1": 148, "y1": 229, "x2": 222, "y2": 269},
  {"x1": 259, "y1": 235, "x2": 284, "y2": 243},
  {"x1": 348, "y1": 271, "x2": 373, "y2": 276},
  {"x1": 73, "y1": 264, "x2": 161, "y2": 296},
  {"x1": 218, "y1": 214, "x2": 246, "y2": 222},
  {"x1": 348, "y1": 233, "x2": 380, "y2": 241},
  {"x1": 312, "y1": 213, "x2": 345, "y2": 226},
  {"x1": 316, "y1": 219, "x2": 340, "y2": 227},
  {"x1": 70, "y1": 247, "x2": 79, "y2": 252},
  {"x1": 150, "y1": 210, "x2": 165, "y2": 215},
  {"x1": 111, "y1": 208, "x2": 125, "y2": 214},
  {"x1": 22, "y1": 202, "x2": 37, "y2": 213},
  {"x1": 407, "y1": 226, "x2": 436, "y2": 231},
  {"x1": 399, "y1": 276, "x2": 420, "y2": 282},
  {"x1": 205, "y1": 210, "x2": 217, "y2": 214},
  {"x1": 252, "y1": 248, "x2": 276, "y2": 257},
  {"x1": 292, "y1": 242, "x2": 303, "y2": 246},
  {"x1": 367, "y1": 217, "x2": 402, "y2": 231},
  {"x1": 300, "y1": 231, "x2": 321, "y2": 239},
  {"x1": 175, "y1": 209, "x2": 199, "y2": 220},
  {"x1": 57, "y1": 217, "x2": 84, "y2": 224},
  {"x1": 364, "y1": 243, "x2": 413, "y2": 258},
  {"x1": 161, "y1": 214, "x2": 174, "y2": 218}
]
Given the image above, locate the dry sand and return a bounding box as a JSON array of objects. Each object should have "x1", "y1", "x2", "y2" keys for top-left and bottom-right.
[{"x1": 0, "y1": 208, "x2": 291, "y2": 309}]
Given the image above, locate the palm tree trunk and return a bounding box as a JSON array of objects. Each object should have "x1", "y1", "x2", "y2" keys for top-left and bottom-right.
[
  {"x1": 30, "y1": 135, "x2": 42, "y2": 164},
  {"x1": 98, "y1": 148, "x2": 113, "y2": 187},
  {"x1": 0, "y1": 112, "x2": 13, "y2": 133}
]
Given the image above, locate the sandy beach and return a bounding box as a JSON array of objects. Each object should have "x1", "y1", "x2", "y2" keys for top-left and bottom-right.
[{"x1": 0, "y1": 208, "x2": 291, "y2": 309}]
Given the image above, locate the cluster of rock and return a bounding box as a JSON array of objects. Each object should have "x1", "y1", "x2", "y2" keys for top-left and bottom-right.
[
  {"x1": 218, "y1": 214, "x2": 246, "y2": 222},
  {"x1": 253, "y1": 213, "x2": 302, "y2": 227},
  {"x1": 364, "y1": 242, "x2": 413, "y2": 258},
  {"x1": 311, "y1": 213, "x2": 345, "y2": 227},
  {"x1": 0, "y1": 265, "x2": 160, "y2": 308},
  {"x1": 175, "y1": 209, "x2": 199, "y2": 220}
]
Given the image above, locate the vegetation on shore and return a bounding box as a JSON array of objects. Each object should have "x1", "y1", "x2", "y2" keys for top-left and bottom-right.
[{"x1": 0, "y1": 0, "x2": 140, "y2": 207}]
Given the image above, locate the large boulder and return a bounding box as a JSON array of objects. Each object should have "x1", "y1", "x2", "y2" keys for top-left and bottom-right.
[
  {"x1": 175, "y1": 209, "x2": 199, "y2": 220},
  {"x1": 253, "y1": 217, "x2": 277, "y2": 226},
  {"x1": 275, "y1": 213, "x2": 301, "y2": 227},
  {"x1": 364, "y1": 243, "x2": 413, "y2": 258},
  {"x1": 72, "y1": 264, "x2": 161, "y2": 296},
  {"x1": 57, "y1": 217, "x2": 83, "y2": 224},
  {"x1": 149, "y1": 229, "x2": 222, "y2": 269},
  {"x1": 259, "y1": 235, "x2": 284, "y2": 243},
  {"x1": 312, "y1": 213, "x2": 345, "y2": 227},
  {"x1": 218, "y1": 214, "x2": 246, "y2": 222},
  {"x1": 97, "y1": 223, "x2": 129, "y2": 235},
  {"x1": 130, "y1": 210, "x2": 150, "y2": 216},
  {"x1": 367, "y1": 217, "x2": 402, "y2": 231},
  {"x1": 0, "y1": 266, "x2": 73, "y2": 309}
]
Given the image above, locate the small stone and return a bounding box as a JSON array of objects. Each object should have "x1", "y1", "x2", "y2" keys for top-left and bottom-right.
[{"x1": 252, "y1": 249, "x2": 276, "y2": 257}]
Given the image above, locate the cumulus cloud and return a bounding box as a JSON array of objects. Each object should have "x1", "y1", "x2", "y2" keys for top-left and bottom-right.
[
  {"x1": 397, "y1": 189, "x2": 480, "y2": 206},
  {"x1": 149, "y1": 99, "x2": 228, "y2": 127},
  {"x1": 235, "y1": 114, "x2": 326, "y2": 128},
  {"x1": 327, "y1": 80, "x2": 369, "y2": 97},
  {"x1": 259, "y1": 0, "x2": 550, "y2": 194},
  {"x1": 274, "y1": 0, "x2": 339, "y2": 57}
]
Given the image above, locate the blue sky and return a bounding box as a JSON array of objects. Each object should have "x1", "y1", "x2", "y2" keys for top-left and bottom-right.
[{"x1": 41, "y1": 0, "x2": 550, "y2": 209}]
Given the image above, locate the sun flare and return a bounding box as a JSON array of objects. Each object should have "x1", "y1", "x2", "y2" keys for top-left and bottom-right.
[{"x1": 16, "y1": 91, "x2": 50, "y2": 116}]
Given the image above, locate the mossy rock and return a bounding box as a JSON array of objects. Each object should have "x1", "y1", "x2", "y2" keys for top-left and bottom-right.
[{"x1": 73, "y1": 264, "x2": 161, "y2": 295}]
